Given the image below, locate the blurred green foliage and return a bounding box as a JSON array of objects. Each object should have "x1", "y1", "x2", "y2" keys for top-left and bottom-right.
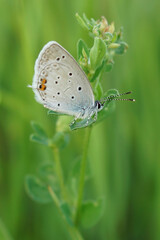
[{"x1": 0, "y1": 0, "x2": 160, "y2": 240}]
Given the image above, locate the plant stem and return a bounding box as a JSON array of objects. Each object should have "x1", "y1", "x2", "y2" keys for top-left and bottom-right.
[
  {"x1": 74, "y1": 126, "x2": 92, "y2": 225},
  {"x1": 48, "y1": 186, "x2": 84, "y2": 240},
  {"x1": 0, "y1": 219, "x2": 13, "y2": 240},
  {"x1": 52, "y1": 145, "x2": 67, "y2": 201}
]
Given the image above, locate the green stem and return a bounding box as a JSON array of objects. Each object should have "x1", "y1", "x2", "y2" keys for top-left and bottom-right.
[
  {"x1": 52, "y1": 145, "x2": 67, "y2": 201},
  {"x1": 0, "y1": 219, "x2": 13, "y2": 240},
  {"x1": 48, "y1": 186, "x2": 83, "y2": 240},
  {"x1": 74, "y1": 126, "x2": 92, "y2": 225}
]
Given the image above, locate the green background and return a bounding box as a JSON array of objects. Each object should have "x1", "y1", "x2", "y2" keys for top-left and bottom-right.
[{"x1": 0, "y1": 0, "x2": 159, "y2": 239}]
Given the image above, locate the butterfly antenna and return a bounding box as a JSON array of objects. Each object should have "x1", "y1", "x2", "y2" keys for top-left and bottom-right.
[{"x1": 100, "y1": 91, "x2": 135, "y2": 103}]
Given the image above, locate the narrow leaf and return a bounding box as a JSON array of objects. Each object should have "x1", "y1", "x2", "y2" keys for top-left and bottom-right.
[
  {"x1": 75, "y1": 13, "x2": 89, "y2": 31},
  {"x1": 77, "y1": 39, "x2": 89, "y2": 59},
  {"x1": 83, "y1": 13, "x2": 93, "y2": 28}
]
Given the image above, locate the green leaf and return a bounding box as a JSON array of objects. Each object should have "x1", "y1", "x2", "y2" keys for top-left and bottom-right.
[
  {"x1": 94, "y1": 82, "x2": 103, "y2": 100},
  {"x1": 52, "y1": 132, "x2": 70, "y2": 149},
  {"x1": 108, "y1": 43, "x2": 120, "y2": 49},
  {"x1": 70, "y1": 118, "x2": 95, "y2": 131},
  {"x1": 112, "y1": 32, "x2": 117, "y2": 42},
  {"x1": 96, "y1": 102, "x2": 116, "y2": 123},
  {"x1": 30, "y1": 122, "x2": 49, "y2": 145},
  {"x1": 104, "y1": 32, "x2": 113, "y2": 41},
  {"x1": 117, "y1": 27, "x2": 123, "y2": 41},
  {"x1": 80, "y1": 198, "x2": 104, "y2": 228},
  {"x1": 89, "y1": 37, "x2": 106, "y2": 70},
  {"x1": 30, "y1": 134, "x2": 49, "y2": 146},
  {"x1": 77, "y1": 39, "x2": 89, "y2": 59},
  {"x1": 90, "y1": 60, "x2": 106, "y2": 82},
  {"x1": 75, "y1": 13, "x2": 89, "y2": 31},
  {"x1": 60, "y1": 202, "x2": 73, "y2": 226},
  {"x1": 105, "y1": 61, "x2": 114, "y2": 72},
  {"x1": 38, "y1": 163, "x2": 55, "y2": 178},
  {"x1": 31, "y1": 121, "x2": 47, "y2": 138},
  {"x1": 25, "y1": 175, "x2": 52, "y2": 204},
  {"x1": 115, "y1": 42, "x2": 128, "y2": 54},
  {"x1": 38, "y1": 163, "x2": 59, "y2": 189},
  {"x1": 95, "y1": 89, "x2": 119, "y2": 124},
  {"x1": 83, "y1": 13, "x2": 93, "y2": 28},
  {"x1": 103, "y1": 88, "x2": 119, "y2": 98}
]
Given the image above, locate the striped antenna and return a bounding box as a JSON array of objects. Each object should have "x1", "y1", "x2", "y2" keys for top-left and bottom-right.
[{"x1": 100, "y1": 91, "x2": 135, "y2": 103}]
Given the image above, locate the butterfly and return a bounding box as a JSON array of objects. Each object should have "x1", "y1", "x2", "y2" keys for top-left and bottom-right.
[{"x1": 29, "y1": 41, "x2": 135, "y2": 126}]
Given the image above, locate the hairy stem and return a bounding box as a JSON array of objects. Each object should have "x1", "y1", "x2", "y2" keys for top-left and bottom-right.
[
  {"x1": 74, "y1": 126, "x2": 92, "y2": 225},
  {"x1": 48, "y1": 186, "x2": 83, "y2": 240}
]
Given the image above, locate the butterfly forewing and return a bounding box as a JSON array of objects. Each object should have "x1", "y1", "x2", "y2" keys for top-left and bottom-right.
[{"x1": 32, "y1": 41, "x2": 95, "y2": 117}]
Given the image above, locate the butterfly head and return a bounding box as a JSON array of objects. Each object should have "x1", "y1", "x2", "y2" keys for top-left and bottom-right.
[{"x1": 95, "y1": 100, "x2": 104, "y2": 112}]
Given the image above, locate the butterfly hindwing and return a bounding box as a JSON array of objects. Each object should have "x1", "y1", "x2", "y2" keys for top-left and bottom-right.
[{"x1": 32, "y1": 41, "x2": 95, "y2": 117}]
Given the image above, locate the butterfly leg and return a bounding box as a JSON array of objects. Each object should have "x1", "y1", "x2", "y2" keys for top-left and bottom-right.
[
  {"x1": 70, "y1": 109, "x2": 85, "y2": 126},
  {"x1": 93, "y1": 111, "x2": 98, "y2": 122},
  {"x1": 85, "y1": 110, "x2": 97, "y2": 126}
]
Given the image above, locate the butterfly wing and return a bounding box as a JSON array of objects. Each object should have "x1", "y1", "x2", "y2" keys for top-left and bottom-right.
[{"x1": 32, "y1": 41, "x2": 95, "y2": 117}]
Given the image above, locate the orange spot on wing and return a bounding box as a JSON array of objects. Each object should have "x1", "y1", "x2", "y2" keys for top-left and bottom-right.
[
  {"x1": 41, "y1": 78, "x2": 47, "y2": 84},
  {"x1": 39, "y1": 84, "x2": 46, "y2": 91}
]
